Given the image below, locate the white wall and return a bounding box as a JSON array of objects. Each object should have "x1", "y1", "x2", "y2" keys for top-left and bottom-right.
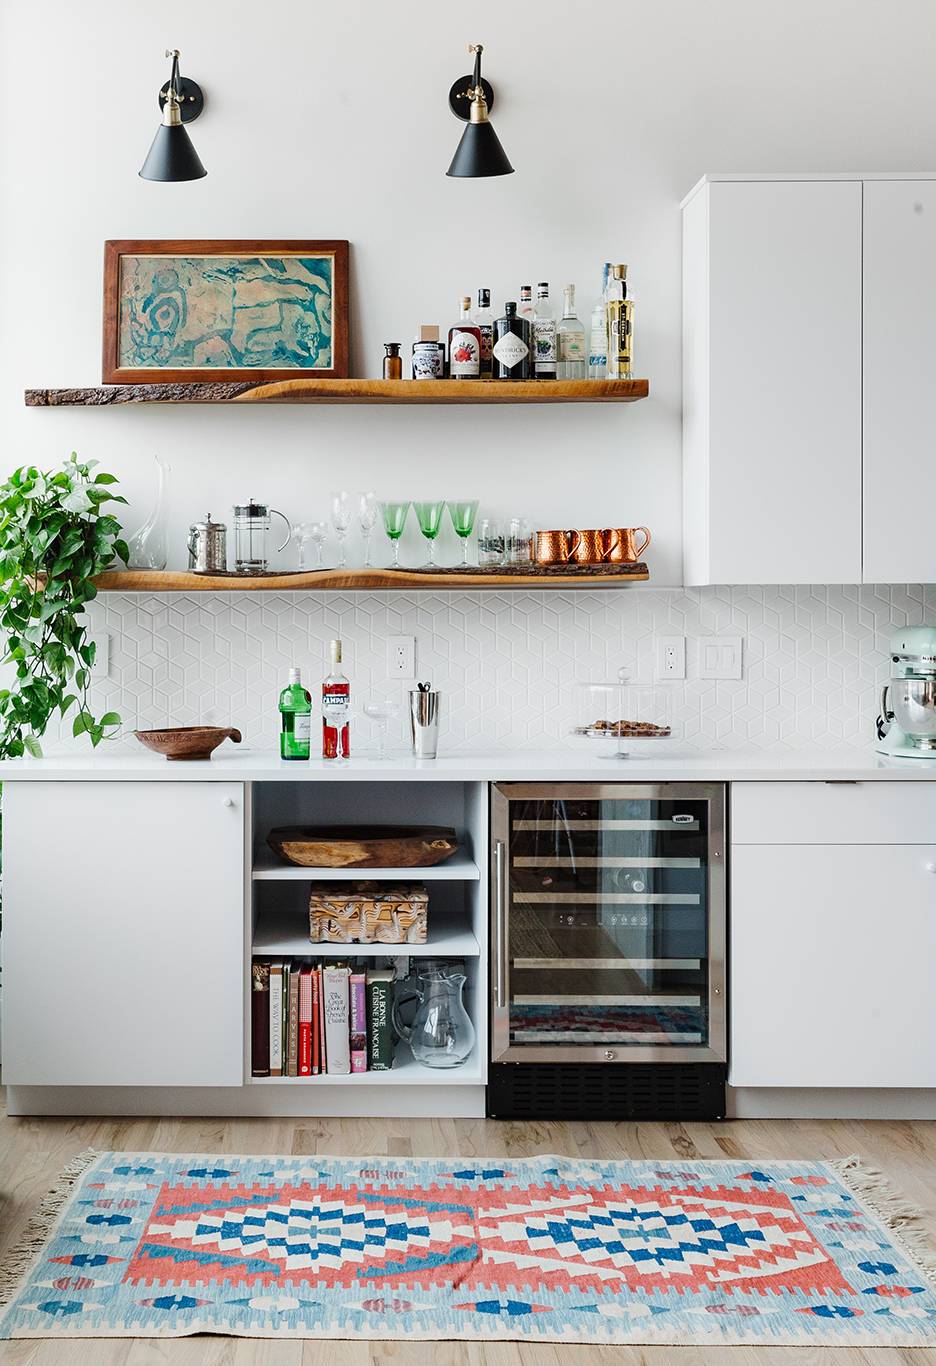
[{"x1": 4, "y1": 0, "x2": 936, "y2": 584}]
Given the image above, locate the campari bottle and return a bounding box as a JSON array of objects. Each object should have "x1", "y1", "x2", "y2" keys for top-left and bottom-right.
[
  {"x1": 322, "y1": 639, "x2": 350, "y2": 759},
  {"x1": 279, "y1": 667, "x2": 311, "y2": 760},
  {"x1": 447, "y1": 297, "x2": 481, "y2": 380}
]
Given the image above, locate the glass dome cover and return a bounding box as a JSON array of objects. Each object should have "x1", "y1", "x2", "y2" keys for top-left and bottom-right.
[{"x1": 573, "y1": 668, "x2": 677, "y2": 758}]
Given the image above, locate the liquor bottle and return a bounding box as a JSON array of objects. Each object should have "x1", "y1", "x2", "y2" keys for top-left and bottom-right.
[
  {"x1": 606, "y1": 264, "x2": 635, "y2": 379},
  {"x1": 532, "y1": 283, "x2": 557, "y2": 380},
  {"x1": 280, "y1": 667, "x2": 311, "y2": 760},
  {"x1": 557, "y1": 285, "x2": 586, "y2": 380},
  {"x1": 473, "y1": 288, "x2": 495, "y2": 380},
  {"x1": 589, "y1": 264, "x2": 612, "y2": 380},
  {"x1": 519, "y1": 285, "x2": 534, "y2": 329},
  {"x1": 493, "y1": 302, "x2": 531, "y2": 381},
  {"x1": 447, "y1": 297, "x2": 481, "y2": 380},
  {"x1": 322, "y1": 638, "x2": 350, "y2": 759}
]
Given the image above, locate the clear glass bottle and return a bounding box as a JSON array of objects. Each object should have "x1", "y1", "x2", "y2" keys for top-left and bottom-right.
[
  {"x1": 589, "y1": 264, "x2": 612, "y2": 380},
  {"x1": 447, "y1": 297, "x2": 481, "y2": 379},
  {"x1": 532, "y1": 282, "x2": 557, "y2": 380},
  {"x1": 473, "y1": 288, "x2": 495, "y2": 380},
  {"x1": 493, "y1": 303, "x2": 531, "y2": 381},
  {"x1": 606, "y1": 264, "x2": 635, "y2": 379},
  {"x1": 280, "y1": 667, "x2": 312, "y2": 760},
  {"x1": 322, "y1": 639, "x2": 350, "y2": 759},
  {"x1": 557, "y1": 284, "x2": 586, "y2": 380}
]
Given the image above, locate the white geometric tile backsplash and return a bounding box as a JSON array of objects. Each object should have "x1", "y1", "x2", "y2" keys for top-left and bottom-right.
[{"x1": 48, "y1": 582, "x2": 936, "y2": 756}]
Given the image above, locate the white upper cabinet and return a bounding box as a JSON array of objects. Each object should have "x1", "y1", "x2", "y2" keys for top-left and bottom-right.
[{"x1": 863, "y1": 181, "x2": 936, "y2": 583}]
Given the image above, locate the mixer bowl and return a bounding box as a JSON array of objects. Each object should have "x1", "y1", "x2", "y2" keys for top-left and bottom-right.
[{"x1": 890, "y1": 677, "x2": 936, "y2": 749}]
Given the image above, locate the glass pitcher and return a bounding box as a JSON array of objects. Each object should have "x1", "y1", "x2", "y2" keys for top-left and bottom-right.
[
  {"x1": 392, "y1": 966, "x2": 475, "y2": 1068},
  {"x1": 232, "y1": 500, "x2": 292, "y2": 572}
]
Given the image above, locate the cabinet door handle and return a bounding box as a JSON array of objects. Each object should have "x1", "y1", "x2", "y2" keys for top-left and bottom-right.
[
  {"x1": 494, "y1": 840, "x2": 508, "y2": 1010},
  {"x1": 222, "y1": 797, "x2": 235, "y2": 807}
]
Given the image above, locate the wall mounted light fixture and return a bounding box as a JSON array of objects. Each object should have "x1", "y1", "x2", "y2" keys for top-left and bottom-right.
[
  {"x1": 447, "y1": 45, "x2": 514, "y2": 178},
  {"x1": 139, "y1": 50, "x2": 207, "y2": 182}
]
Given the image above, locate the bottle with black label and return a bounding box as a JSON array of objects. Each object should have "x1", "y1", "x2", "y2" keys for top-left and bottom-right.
[
  {"x1": 473, "y1": 288, "x2": 495, "y2": 380},
  {"x1": 447, "y1": 297, "x2": 481, "y2": 379},
  {"x1": 606, "y1": 265, "x2": 634, "y2": 379},
  {"x1": 532, "y1": 282, "x2": 557, "y2": 380},
  {"x1": 493, "y1": 302, "x2": 531, "y2": 381}
]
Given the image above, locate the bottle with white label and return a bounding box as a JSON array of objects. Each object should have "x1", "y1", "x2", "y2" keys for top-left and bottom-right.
[
  {"x1": 280, "y1": 667, "x2": 311, "y2": 760},
  {"x1": 557, "y1": 285, "x2": 586, "y2": 380},
  {"x1": 493, "y1": 302, "x2": 531, "y2": 381},
  {"x1": 532, "y1": 282, "x2": 557, "y2": 380},
  {"x1": 589, "y1": 263, "x2": 612, "y2": 380},
  {"x1": 447, "y1": 297, "x2": 481, "y2": 379},
  {"x1": 322, "y1": 639, "x2": 350, "y2": 759}
]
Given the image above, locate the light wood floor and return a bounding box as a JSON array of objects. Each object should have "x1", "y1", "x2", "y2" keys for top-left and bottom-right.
[{"x1": 2, "y1": 1093, "x2": 936, "y2": 1364}]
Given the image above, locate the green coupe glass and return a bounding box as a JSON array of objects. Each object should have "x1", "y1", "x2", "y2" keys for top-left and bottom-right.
[
  {"x1": 378, "y1": 500, "x2": 410, "y2": 568},
  {"x1": 447, "y1": 499, "x2": 479, "y2": 566},
  {"x1": 412, "y1": 500, "x2": 446, "y2": 567}
]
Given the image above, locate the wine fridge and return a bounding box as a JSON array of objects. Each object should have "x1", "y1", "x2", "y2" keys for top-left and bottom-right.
[{"x1": 488, "y1": 783, "x2": 727, "y2": 1120}]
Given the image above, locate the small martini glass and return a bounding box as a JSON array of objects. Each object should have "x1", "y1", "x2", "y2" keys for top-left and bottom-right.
[
  {"x1": 379, "y1": 500, "x2": 410, "y2": 568},
  {"x1": 447, "y1": 499, "x2": 479, "y2": 566},
  {"x1": 413, "y1": 500, "x2": 446, "y2": 567}
]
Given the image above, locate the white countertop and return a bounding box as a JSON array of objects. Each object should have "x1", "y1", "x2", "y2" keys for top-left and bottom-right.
[{"x1": 2, "y1": 746, "x2": 936, "y2": 782}]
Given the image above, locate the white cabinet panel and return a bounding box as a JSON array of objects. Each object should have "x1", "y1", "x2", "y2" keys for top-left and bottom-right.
[
  {"x1": 731, "y1": 780, "x2": 936, "y2": 845},
  {"x1": 731, "y1": 843, "x2": 936, "y2": 1087},
  {"x1": 863, "y1": 180, "x2": 936, "y2": 583},
  {"x1": 2, "y1": 782, "x2": 245, "y2": 1086},
  {"x1": 683, "y1": 180, "x2": 863, "y2": 585}
]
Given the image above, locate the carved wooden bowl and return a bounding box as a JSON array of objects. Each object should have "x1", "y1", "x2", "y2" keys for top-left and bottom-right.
[
  {"x1": 267, "y1": 824, "x2": 458, "y2": 868},
  {"x1": 134, "y1": 726, "x2": 242, "y2": 760}
]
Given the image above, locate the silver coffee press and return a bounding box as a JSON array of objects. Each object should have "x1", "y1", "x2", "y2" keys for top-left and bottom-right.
[
  {"x1": 409, "y1": 682, "x2": 441, "y2": 759},
  {"x1": 187, "y1": 514, "x2": 227, "y2": 572},
  {"x1": 232, "y1": 500, "x2": 292, "y2": 572}
]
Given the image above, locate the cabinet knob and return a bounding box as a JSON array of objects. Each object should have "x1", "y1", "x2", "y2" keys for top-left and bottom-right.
[
  {"x1": 222, "y1": 797, "x2": 235, "y2": 808},
  {"x1": 927, "y1": 862, "x2": 936, "y2": 873},
  {"x1": 604, "y1": 1049, "x2": 616, "y2": 1061}
]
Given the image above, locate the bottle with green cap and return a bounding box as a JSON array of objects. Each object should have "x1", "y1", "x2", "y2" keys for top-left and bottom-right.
[{"x1": 280, "y1": 667, "x2": 311, "y2": 760}]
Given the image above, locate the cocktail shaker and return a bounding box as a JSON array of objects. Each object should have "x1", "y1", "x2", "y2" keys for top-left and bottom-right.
[{"x1": 409, "y1": 689, "x2": 441, "y2": 759}]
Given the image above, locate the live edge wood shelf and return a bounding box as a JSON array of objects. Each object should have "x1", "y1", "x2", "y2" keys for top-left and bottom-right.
[
  {"x1": 90, "y1": 564, "x2": 650, "y2": 592},
  {"x1": 24, "y1": 378, "x2": 649, "y2": 406}
]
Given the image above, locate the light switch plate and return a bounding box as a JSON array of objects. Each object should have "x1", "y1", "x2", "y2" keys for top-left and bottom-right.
[
  {"x1": 697, "y1": 637, "x2": 743, "y2": 679},
  {"x1": 656, "y1": 636, "x2": 686, "y2": 680},
  {"x1": 387, "y1": 635, "x2": 416, "y2": 678}
]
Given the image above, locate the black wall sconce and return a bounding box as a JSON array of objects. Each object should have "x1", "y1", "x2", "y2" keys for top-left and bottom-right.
[
  {"x1": 447, "y1": 45, "x2": 514, "y2": 178},
  {"x1": 139, "y1": 50, "x2": 207, "y2": 182}
]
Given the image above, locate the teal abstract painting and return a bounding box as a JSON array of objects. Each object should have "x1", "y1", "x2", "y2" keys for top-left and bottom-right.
[{"x1": 117, "y1": 254, "x2": 334, "y2": 370}]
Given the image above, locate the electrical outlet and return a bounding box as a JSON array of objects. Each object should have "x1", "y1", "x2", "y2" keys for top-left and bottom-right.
[
  {"x1": 88, "y1": 633, "x2": 110, "y2": 679},
  {"x1": 387, "y1": 635, "x2": 416, "y2": 677},
  {"x1": 656, "y1": 636, "x2": 686, "y2": 680},
  {"x1": 697, "y1": 637, "x2": 743, "y2": 679}
]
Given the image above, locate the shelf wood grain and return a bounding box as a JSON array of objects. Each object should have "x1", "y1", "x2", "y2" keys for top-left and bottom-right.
[
  {"x1": 25, "y1": 377, "x2": 649, "y2": 407},
  {"x1": 89, "y1": 564, "x2": 650, "y2": 592}
]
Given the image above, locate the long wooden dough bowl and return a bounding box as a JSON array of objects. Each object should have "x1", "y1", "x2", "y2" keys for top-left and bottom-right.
[{"x1": 267, "y1": 824, "x2": 459, "y2": 869}]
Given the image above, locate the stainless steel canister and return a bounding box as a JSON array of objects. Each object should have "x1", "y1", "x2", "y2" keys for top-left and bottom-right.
[
  {"x1": 409, "y1": 690, "x2": 441, "y2": 759},
  {"x1": 187, "y1": 515, "x2": 227, "y2": 572}
]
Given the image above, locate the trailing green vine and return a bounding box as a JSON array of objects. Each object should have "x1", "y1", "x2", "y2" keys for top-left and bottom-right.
[{"x1": 0, "y1": 453, "x2": 129, "y2": 758}]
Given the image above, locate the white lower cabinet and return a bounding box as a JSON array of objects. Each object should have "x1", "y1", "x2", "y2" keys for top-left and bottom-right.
[{"x1": 2, "y1": 781, "x2": 245, "y2": 1086}]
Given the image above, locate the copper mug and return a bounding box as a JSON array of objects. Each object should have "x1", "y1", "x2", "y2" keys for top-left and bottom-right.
[
  {"x1": 570, "y1": 529, "x2": 608, "y2": 563},
  {"x1": 535, "y1": 529, "x2": 581, "y2": 564},
  {"x1": 604, "y1": 526, "x2": 651, "y2": 562}
]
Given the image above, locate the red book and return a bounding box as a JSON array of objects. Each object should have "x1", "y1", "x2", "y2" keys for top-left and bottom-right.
[
  {"x1": 311, "y1": 963, "x2": 321, "y2": 1075},
  {"x1": 299, "y1": 964, "x2": 313, "y2": 1076},
  {"x1": 317, "y1": 965, "x2": 327, "y2": 1072}
]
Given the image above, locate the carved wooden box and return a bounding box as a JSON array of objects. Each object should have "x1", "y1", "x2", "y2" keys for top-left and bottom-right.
[{"x1": 308, "y1": 881, "x2": 428, "y2": 944}]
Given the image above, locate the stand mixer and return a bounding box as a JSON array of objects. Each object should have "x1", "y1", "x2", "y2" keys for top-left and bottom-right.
[{"x1": 876, "y1": 626, "x2": 936, "y2": 758}]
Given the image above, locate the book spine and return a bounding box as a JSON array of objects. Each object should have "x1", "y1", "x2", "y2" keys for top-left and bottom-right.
[
  {"x1": 311, "y1": 963, "x2": 321, "y2": 1075},
  {"x1": 281, "y1": 966, "x2": 288, "y2": 1075},
  {"x1": 251, "y1": 960, "x2": 270, "y2": 1077},
  {"x1": 323, "y1": 965, "x2": 351, "y2": 1074},
  {"x1": 299, "y1": 965, "x2": 313, "y2": 1076},
  {"x1": 288, "y1": 962, "x2": 300, "y2": 1077},
  {"x1": 317, "y1": 965, "x2": 327, "y2": 1073},
  {"x1": 269, "y1": 961, "x2": 283, "y2": 1076},
  {"x1": 350, "y1": 972, "x2": 367, "y2": 1072},
  {"x1": 367, "y1": 976, "x2": 394, "y2": 1071}
]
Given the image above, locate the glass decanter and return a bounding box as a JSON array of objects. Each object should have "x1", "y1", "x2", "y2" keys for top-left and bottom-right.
[{"x1": 392, "y1": 966, "x2": 475, "y2": 1068}]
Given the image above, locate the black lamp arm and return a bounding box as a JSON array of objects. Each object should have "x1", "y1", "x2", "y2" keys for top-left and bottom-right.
[
  {"x1": 469, "y1": 44, "x2": 483, "y2": 92},
  {"x1": 166, "y1": 49, "x2": 182, "y2": 104}
]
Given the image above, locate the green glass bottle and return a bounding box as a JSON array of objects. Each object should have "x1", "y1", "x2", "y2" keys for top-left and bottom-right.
[{"x1": 279, "y1": 667, "x2": 312, "y2": 760}]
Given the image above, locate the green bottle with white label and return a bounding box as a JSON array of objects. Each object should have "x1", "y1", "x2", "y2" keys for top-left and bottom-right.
[{"x1": 279, "y1": 667, "x2": 312, "y2": 760}]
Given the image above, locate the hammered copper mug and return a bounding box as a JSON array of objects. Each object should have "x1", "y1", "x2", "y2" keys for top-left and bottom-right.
[
  {"x1": 604, "y1": 526, "x2": 651, "y2": 562},
  {"x1": 570, "y1": 529, "x2": 608, "y2": 563},
  {"x1": 535, "y1": 530, "x2": 581, "y2": 564}
]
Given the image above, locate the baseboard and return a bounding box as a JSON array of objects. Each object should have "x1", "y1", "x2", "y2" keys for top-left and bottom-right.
[
  {"x1": 5, "y1": 1084, "x2": 486, "y2": 1119},
  {"x1": 728, "y1": 1086, "x2": 936, "y2": 1119}
]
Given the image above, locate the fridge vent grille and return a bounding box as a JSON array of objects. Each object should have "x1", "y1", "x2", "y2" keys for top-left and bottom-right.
[{"x1": 486, "y1": 1062, "x2": 726, "y2": 1121}]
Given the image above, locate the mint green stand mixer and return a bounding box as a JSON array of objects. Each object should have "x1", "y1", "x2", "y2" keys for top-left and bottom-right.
[{"x1": 876, "y1": 625, "x2": 936, "y2": 758}]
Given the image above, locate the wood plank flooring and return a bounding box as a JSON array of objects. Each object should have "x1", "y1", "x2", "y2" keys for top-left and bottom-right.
[{"x1": 2, "y1": 1092, "x2": 936, "y2": 1364}]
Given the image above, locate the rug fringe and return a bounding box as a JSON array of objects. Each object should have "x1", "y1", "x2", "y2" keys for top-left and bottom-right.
[
  {"x1": 827, "y1": 1154, "x2": 936, "y2": 1289},
  {"x1": 0, "y1": 1147, "x2": 102, "y2": 1309}
]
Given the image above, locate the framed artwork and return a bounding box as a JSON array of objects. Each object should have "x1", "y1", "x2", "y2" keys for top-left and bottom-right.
[{"x1": 102, "y1": 240, "x2": 349, "y2": 384}]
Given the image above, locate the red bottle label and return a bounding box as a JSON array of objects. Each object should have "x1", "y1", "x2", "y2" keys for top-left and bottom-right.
[{"x1": 322, "y1": 683, "x2": 350, "y2": 758}]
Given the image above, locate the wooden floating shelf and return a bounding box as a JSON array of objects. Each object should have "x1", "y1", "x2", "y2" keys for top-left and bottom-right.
[
  {"x1": 90, "y1": 564, "x2": 649, "y2": 592},
  {"x1": 25, "y1": 377, "x2": 649, "y2": 407}
]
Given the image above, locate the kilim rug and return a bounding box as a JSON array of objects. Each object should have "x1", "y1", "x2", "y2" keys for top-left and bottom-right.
[{"x1": 2, "y1": 1149, "x2": 936, "y2": 1344}]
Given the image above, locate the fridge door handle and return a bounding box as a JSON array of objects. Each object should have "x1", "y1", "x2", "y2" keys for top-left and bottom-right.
[{"x1": 494, "y1": 839, "x2": 508, "y2": 1009}]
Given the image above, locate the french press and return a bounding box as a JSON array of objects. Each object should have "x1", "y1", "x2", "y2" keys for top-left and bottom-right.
[{"x1": 232, "y1": 501, "x2": 292, "y2": 572}]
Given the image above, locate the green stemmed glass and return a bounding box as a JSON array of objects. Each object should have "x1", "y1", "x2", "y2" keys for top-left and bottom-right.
[
  {"x1": 412, "y1": 500, "x2": 446, "y2": 567},
  {"x1": 378, "y1": 500, "x2": 410, "y2": 568},
  {"x1": 447, "y1": 499, "x2": 479, "y2": 566}
]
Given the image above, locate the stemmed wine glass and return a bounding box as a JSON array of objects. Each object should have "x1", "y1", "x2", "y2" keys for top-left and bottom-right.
[
  {"x1": 379, "y1": 500, "x2": 410, "y2": 568},
  {"x1": 293, "y1": 522, "x2": 315, "y2": 570},
  {"x1": 331, "y1": 491, "x2": 352, "y2": 569},
  {"x1": 447, "y1": 500, "x2": 479, "y2": 566},
  {"x1": 308, "y1": 521, "x2": 328, "y2": 569},
  {"x1": 362, "y1": 695, "x2": 401, "y2": 759},
  {"x1": 412, "y1": 501, "x2": 446, "y2": 567},
  {"x1": 357, "y1": 491, "x2": 378, "y2": 568}
]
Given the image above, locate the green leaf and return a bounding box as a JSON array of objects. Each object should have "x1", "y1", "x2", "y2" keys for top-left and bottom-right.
[
  {"x1": 99, "y1": 712, "x2": 121, "y2": 727},
  {"x1": 72, "y1": 713, "x2": 89, "y2": 737},
  {"x1": 23, "y1": 733, "x2": 43, "y2": 757}
]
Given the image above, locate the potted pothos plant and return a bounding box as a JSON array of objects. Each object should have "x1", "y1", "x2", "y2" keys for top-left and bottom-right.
[{"x1": 0, "y1": 453, "x2": 129, "y2": 758}]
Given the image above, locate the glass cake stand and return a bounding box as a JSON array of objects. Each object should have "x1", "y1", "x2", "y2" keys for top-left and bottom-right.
[{"x1": 572, "y1": 669, "x2": 677, "y2": 759}]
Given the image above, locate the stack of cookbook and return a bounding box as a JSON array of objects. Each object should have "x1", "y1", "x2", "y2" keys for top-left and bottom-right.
[{"x1": 250, "y1": 959, "x2": 395, "y2": 1077}]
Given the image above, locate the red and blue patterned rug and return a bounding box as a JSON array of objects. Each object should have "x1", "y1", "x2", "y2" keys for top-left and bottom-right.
[{"x1": 1, "y1": 1149, "x2": 935, "y2": 1344}]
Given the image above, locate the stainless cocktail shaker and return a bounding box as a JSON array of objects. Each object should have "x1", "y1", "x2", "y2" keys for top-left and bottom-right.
[{"x1": 409, "y1": 688, "x2": 441, "y2": 759}]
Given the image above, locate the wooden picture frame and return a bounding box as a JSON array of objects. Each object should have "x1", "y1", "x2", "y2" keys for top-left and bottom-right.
[{"x1": 102, "y1": 239, "x2": 349, "y2": 384}]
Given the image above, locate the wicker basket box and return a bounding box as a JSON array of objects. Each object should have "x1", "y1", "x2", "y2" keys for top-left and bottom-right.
[{"x1": 308, "y1": 881, "x2": 428, "y2": 944}]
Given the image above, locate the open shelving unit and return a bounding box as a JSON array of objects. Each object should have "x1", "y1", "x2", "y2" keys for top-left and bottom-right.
[
  {"x1": 86, "y1": 564, "x2": 649, "y2": 592},
  {"x1": 252, "y1": 845, "x2": 481, "y2": 881}
]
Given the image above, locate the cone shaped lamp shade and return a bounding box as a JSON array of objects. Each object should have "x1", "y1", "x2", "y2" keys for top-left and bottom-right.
[
  {"x1": 139, "y1": 121, "x2": 207, "y2": 182},
  {"x1": 447, "y1": 118, "x2": 514, "y2": 178}
]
